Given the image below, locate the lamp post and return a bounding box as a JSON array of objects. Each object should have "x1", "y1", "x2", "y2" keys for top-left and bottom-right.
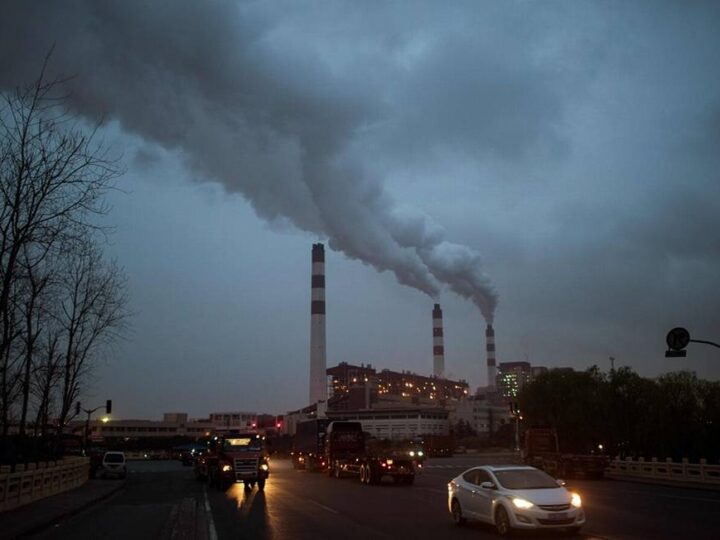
[
  {"x1": 510, "y1": 402, "x2": 522, "y2": 453},
  {"x1": 81, "y1": 400, "x2": 112, "y2": 453}
]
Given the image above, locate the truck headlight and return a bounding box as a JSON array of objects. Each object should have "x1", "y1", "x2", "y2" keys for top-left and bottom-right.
[
  {"x1": 409, "y1": 451, "x2": 415, "y2": 457},
  {"x1": 260, "y1": 463, "x2": 269, "y2": 471},
  {"x1": 222, "y1": 465, "x2": 232, "y2": 472},
  {"x1": 571, "y1": 493, "x2": 582, "y2": 508}
]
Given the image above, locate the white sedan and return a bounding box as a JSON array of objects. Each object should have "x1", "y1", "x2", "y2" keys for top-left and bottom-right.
[{"x1": 448, "y1": 465, "x2": 585, "y2": 536}]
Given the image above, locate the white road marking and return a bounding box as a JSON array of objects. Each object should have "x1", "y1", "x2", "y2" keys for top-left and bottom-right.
[
  {"x1": 307, "y1": 499, "x2": 340, "y2": 514},
  {"x1": 203, "y1": 487, "x2": 218, "y2": 540}
]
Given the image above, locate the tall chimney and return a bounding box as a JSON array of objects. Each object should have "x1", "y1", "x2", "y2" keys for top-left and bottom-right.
[
  {"x1": 432, "y1": 303, "x2": 445, "y2": 378},
  {"x1": 309, "y1": 243, "x2": 327, "y2": 404},
  {"x1": 486, "y1": 324, "x2": 496, "y2": 388}
]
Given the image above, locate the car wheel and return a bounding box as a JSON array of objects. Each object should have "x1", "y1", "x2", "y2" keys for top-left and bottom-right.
[
  {"x1": 257, "y1": 478, "x2": 265, "y2": 490},
  {"x1": 359, "y1": 465, "x2": 366, "y2": 483},
  {"x1": 451, "y1": 499, "x2": 466, "y2": 526},
  {"x1": 243, "y1": 481, "x2": 252, "y2": 491},
  {"x1": 495, "y1": 505, "x2": 513, "y2": 537}
]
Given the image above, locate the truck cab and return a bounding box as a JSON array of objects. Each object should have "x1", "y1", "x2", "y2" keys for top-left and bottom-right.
[{"x1": 196, "y1": 432, "x2": 270, "y2": 491}]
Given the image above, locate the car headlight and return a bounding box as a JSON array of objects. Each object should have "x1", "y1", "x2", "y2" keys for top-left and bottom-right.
[
  {"x1": 409, "y1": 451, "x2": 416, "y2": 457},
  {"x1": 512, "y1": 498, "x2": 534, "y2": 509},
  {"x1": 418, "y1": 451, "x2": 424, "y2": 457},
  {"x1": 221, "y1": 464, "x2": 232, "y2": 472},
  {"x1": 260, "y1": 463, "x2": 269, "y2": 471},
  {"x1": 571, "y1": 493, "x2": 582, "y2": 508}
]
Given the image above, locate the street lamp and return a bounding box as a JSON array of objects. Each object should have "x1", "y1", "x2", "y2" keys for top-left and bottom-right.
[
  {"x1": 509, "y1": 402, "x2": 522, "y2": 453},
  {"x1": 81, "y1": 400, "x2": 112, "y2": 452}
]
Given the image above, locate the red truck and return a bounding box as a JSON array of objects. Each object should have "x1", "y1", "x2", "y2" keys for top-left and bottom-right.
[
  {"x1": 524, "y1": 427, "x2": 608, "y2": 479},
  {"x1": 195, "y1": 432, "x2": 270, "y2": 491},
  {"x1": 417, "y1": 434, "x2": 454, "y2": 457},
  {"x1": 325, "y1": 421, "x2": 415, "y2": 485}
]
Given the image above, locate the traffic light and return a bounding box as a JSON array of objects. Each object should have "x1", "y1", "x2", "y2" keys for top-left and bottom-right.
[
  {"x1": 75, "y1": 402, "x2": 81, "y2": 415},
  {"x1": 106, "y1": 400, "x2": 112, "y2": 414}
]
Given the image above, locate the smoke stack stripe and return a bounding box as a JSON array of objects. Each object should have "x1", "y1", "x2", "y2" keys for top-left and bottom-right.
[
  {"x1": 486, "y1": 324, "x2": 496, "y2": 388},
  {"x1": 432, "y1": 303, "x2": 445, "y2": 378},
  {"x1": 309, "y1": 243, "x2": 327, "y2": 404}
]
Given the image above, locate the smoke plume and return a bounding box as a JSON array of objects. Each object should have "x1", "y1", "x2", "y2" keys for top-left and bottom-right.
[{"x1": 0, "y1": 0, "x2": 498, "y2": 320}]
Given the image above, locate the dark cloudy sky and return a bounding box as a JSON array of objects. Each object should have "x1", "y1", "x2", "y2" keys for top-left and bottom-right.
[{"x1": 2, "y1": 1, "x2": 719, "y2": 419}]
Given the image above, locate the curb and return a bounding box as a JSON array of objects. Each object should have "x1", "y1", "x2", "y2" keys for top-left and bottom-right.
[{"x1": 10, "y1": 481, "x2": 126, "y2": 539}]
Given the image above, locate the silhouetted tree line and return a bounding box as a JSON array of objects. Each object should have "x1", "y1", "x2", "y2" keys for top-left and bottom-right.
[
  {"x1": 0, "y1": 60, "x2": 127, "y2": 464},
  {"x1": 518, "y1": 366, "x2": 720, "y2": 462}
]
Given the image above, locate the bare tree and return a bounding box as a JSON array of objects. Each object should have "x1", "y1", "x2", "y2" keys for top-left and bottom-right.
[
  {"x1": 0, "y1": 57, "x2": 123, "y2": 446},
  {"x1": 55, "y1": 239, "x2": 127, "y2": 435}
]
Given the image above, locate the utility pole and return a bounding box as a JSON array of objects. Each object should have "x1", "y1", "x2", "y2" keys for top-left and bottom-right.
[
  {"x1": 81, "y1": 400, "x2": 112, "y2": 453},
  {"x1": 609, "y1": 356, "x2": 615, "y2": 372}
]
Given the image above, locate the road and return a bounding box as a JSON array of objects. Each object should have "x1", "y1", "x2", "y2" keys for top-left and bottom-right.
[{"x1": 32, "y1": 456, "x2": 720, "y2": 540}]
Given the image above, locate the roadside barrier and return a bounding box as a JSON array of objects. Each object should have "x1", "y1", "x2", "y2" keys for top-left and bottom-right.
[
  {"x1": 606, "y1": 457, "x2": 720, "y2": 487},
  {"x1": 0, "y1": 457, "x2": 89, "y2": 512}
]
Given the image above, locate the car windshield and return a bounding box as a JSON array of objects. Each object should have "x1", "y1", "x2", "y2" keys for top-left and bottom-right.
[
  {"x1": 493, "y1": 469, "x2": 559, "y2": 489},
  {"x1": 104, "y1": 453, "x2": 124, "y2": 463},
  {"x1": 223, "y1": 437, "x2": 263, "y2": 451}
]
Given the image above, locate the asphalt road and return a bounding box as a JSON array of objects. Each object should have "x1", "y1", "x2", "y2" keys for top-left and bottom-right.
[{"x1": 31, "y1": 456, "x2": 720, "y2": 540}]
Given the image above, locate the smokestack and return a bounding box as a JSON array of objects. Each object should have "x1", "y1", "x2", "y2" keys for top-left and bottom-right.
[
  {"x1": 486, "y1": 324, "x2": 496, "y2": 388},
  {"x1": 309, "y1": 243, "x2": 327, "y2": 404},
  {"x1": 432, "y1": 303, "x2": 445, "y2": 378}
]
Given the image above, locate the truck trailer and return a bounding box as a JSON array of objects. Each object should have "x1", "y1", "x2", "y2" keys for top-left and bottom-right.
[
  {"x1": 325, "y1": 421, "x2": 415, "y2": 485},
  {"x1": 292, "y1": 419, "x2": 328, "y2": 471},
  {"x1": 524, "y1": 427, "x2": 608, "y2": 479}
]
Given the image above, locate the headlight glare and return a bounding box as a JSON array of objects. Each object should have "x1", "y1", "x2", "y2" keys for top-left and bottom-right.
[
  {"x1": 221, "y1": 464, "x2": 232, "y2": 472},
  {"x1": 571, "y1": 493, "x2": 582, "y2": 508},
  {"x1": 512, "y1": 497, "x2": 534, "y2": 509},
  {"x1": 260, "y1": 463, "x2": 269, "y2": 471}
]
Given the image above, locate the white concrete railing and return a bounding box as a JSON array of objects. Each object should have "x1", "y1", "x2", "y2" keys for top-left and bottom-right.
[
  {"x1": 0, "y1": 456, "x2": 89, "y2": 512},
  {"x1": 606, "y1": 457, "x2": 720, "y2": 486}
]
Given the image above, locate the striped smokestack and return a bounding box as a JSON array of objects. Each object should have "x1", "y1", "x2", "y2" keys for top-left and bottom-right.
[
  {"x1": 486, "y1": 324, "x2": 496, "y2": 388},
  {"x1": 309, "y1": 243, "x2": 327, "y2": 404},
  {"x1": 432, "y1": 303, "x2": 445, "y2": 378}
]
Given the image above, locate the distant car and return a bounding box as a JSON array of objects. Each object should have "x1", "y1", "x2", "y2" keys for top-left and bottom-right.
[
  {"x1": 448, "y1": 465, "x2": 585, "y2": 536},
  {"x1": 101, "y1": 451, "x2": 127, "y2": 479}
]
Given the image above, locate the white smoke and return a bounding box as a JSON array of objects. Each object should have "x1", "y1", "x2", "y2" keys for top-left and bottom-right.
[{"x1": 0, "y1": 0, "x2": 498, "y2": 320}]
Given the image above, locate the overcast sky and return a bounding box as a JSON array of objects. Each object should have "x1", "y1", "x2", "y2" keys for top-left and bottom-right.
[{"x1": 2, "y1": 1, "x2": 719, "y2": 419}]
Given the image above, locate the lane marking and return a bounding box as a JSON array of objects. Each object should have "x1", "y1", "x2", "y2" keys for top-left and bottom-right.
[
  {"x1": 307, "y1": 499, "x2": 340, "y2": 514},
  {"x1": 203, "y1": 487, "x2": 218, "y2": 540}
]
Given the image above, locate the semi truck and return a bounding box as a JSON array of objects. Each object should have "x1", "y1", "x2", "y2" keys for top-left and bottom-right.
[
  {"x1": 523, "y1": 427, "x2": 608, "y2": 479},
  {"x1": 292, "y1": 419, "x2": 328, "y2": 471},
  {"x1": 325, "y1": 421, "x2": 415, "y2": 485},
  {"x1": 195, "y1": 431, "x2": 270, "y2": 491},
  {"x1": 417, "y1": 434, "x2": 454, "y2": 457}
]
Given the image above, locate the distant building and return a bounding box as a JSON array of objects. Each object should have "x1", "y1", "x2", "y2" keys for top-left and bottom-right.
[
  {"x1": 71, "y1": 410, "x2": 271, "y2": 441},
  {"x1": 450, "y1": 395, "x2": 511, "y2": 437},
  {"x1": 327, "y1": 362, "x2": 469, "y2": 405},
  {"x1": 326, "y1": 407, "x2": 449, "y2": 440},
  {"x1": 496, "y1": 362, "x2": 548, "y2": 400}
]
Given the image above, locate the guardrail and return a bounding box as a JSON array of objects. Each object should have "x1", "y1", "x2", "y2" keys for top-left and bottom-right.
[
  {"x1": 0, "y1": 457, "x2": 89, "y2": 512},
  {"x1": 606, "y1": 457, "x2": 720, "y2": 487}
]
